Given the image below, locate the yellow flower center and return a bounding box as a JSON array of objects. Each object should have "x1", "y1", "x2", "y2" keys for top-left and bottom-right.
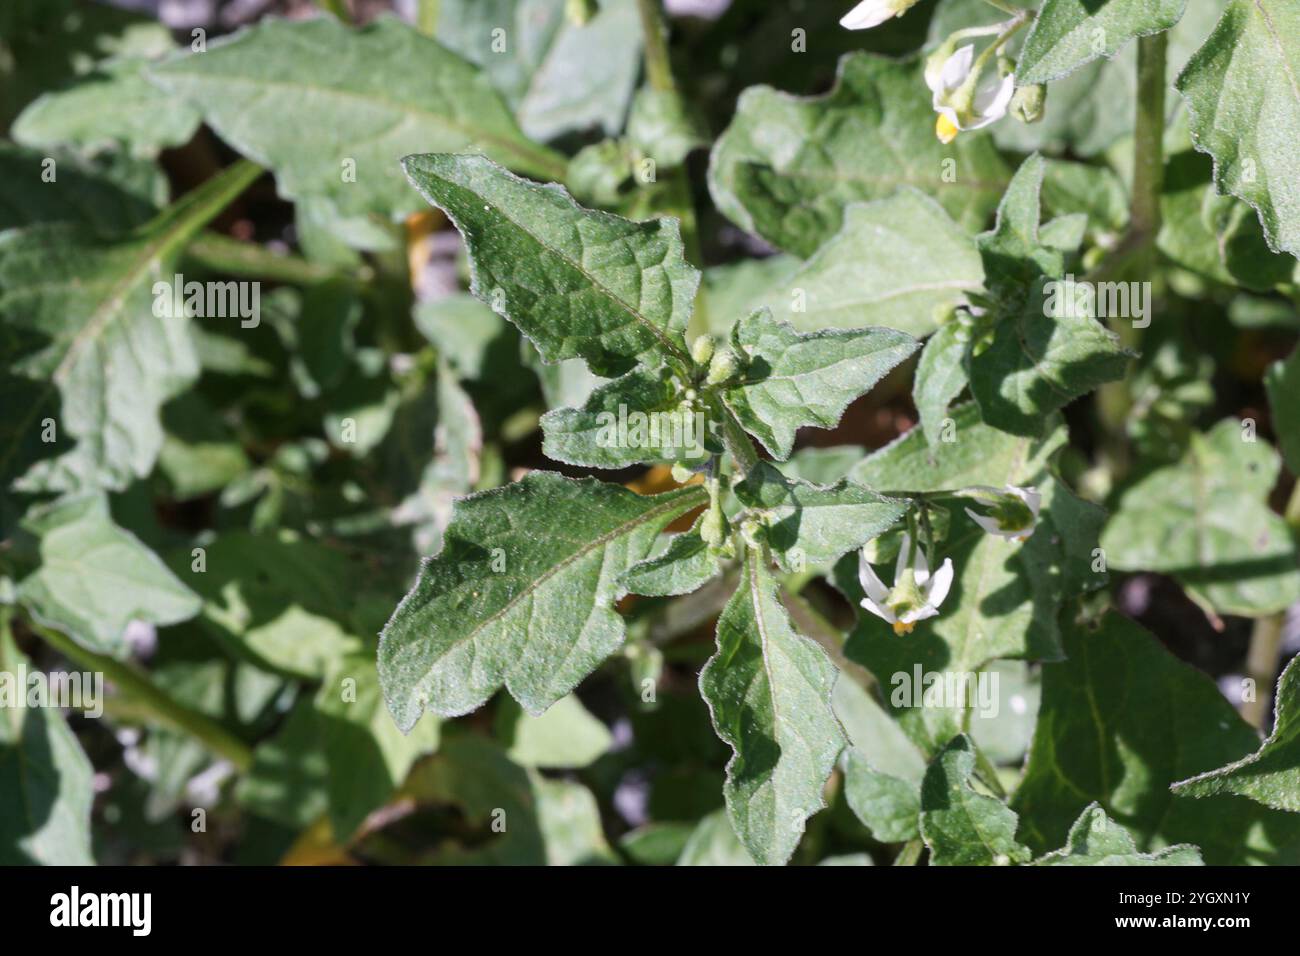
[
  {"x1": 935, "y1": 113, "x2": 959, "y2": 144},
  {"x1": 892, "y1": 620, "x2": 915, "y2": 636}
]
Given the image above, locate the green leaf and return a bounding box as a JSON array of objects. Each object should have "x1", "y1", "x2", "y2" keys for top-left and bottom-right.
[
  {"x1": 1176, "y1": 0, "x2": 1300, "y2": 257},
  {"x1": 403, "y1": 152, "x2": 697, "y2": 377},
  {"x1": 170, "y1": 531, "x2": 367, "y2": 680},
  {"x1": 913, "y1": 320, "x2": 969, "y2": 449},
  {"x1": 919, "y1": 735, "x2": 1031, "y2": 866},
  {"x1": 699, "y1": 549, "x2": 846, "y2": 865},
  {"x1": 734, "y1": 461, "x2": 907, "y2": 572},
  {"x1": 1158, "y1": 111, "x2": 1296, "y2": 291},
  {"x1": 844, "y1": 404, "x2": 1106, "y2": 753},
  {"x1": 315, "y1": 656, "x2": 440, "y2": 840},
  {"x1": 627, "y1": 87, "x2": 707, "y2": 168},
  {"x1": 1019, "y1": 0, "x2": 1187, "y2": 85},
  {"x1": 0, "y1": 160, "x2": 261, "y2": 492},
  {"x1": 1266, "y1": 346, "x2": 1300, "y2": 474},
  {"x1": 676, "y1": 809, "x2": 757, "y2": 866},
  {"x1": 835, "y1": 677, "x2": 925, "y2": 843},
  {"x1": 1013, "y1": 612, "x2": 1300, "y2": 864},
  {"x1": 966, "y1": 155, "x2": 1130, "y2": 437},
  {"x1": 149, "y1": 16, "x2": 566, "y2": 221},
  {"x1": 1032, "y1": 804, "x2": 1204, "y2": 866},
  {"x1": 0, "y1": 142, "x2": 163, "y2": 232},
  {"x1": 1100, "y1": 419, "x2": 1300, "y2": 617},
  {"x1": 14, "y1": 56, "x2": 200, "y2": 156},
  {"x1": 621, "y1": 515, "x2": 721, "y2": 598},
  {"x1": 413, "y1": 294, "x2": 509, "y2": 381},
  {"x1": 1173, "y1": 655, "x2": 1300, "y2": 812},
  {"x1": 533, "y1": 774, "x2": 619, "y2": 865},
  {"x1": 17, "y1": 496, "x2": 200, "y2": 656},
  {"x1": 709, "y1": 53, "x2": 1010, "y2": 257},
  {"x1": 0, "y1": 627, "x2": 95, "y2": 865},
  {"x1": 437, "y1": 0, "x2": 642, "y2": 144},
  {"x1": 541, "y1": 365, "x2": 707, "y2": 468},
  {"x1": 380, "y1": 473, "x2": 707, "y2": 728},
  {"x1": 402, "y1": 734, "x2": 547, "y2": 865},
  {"x1": 721, "y1": 308, "x2": 918, "y2": 460},
  {"x1": 498, "y1": 693, "x2": 613, "y2": 770},
  {"x1": 236, "y1": 698, "x2": 329, "y2": 830},
  {"x1": 753, "y1": 191, "x2": 984, "y2": 338}
]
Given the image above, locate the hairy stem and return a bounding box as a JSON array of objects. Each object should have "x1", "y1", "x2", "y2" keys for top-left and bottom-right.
[
  {"x1": 634, "y1": 0, "x2": 709, "y2": 340},
  {"x1": 184, "y1": 232, "x2": 366, "y2": 285},
  {"x1": 1095, "y1": 31, "x2": 1167, "y2": 484},
  {"x1": 29, "y1": 621, "x2": 254, "y2": 772},
  {"x1": 894, "y1": 838, "x2": 925, "y2": 865}
]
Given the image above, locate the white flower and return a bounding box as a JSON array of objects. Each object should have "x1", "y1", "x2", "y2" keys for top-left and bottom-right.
[
  {"x1": 839, "y1": 0, "x2": 916, "y2": 31},
  {"x1": 963, "y1": 485, "x2": 1042, "y2": 541},
  {"x1": 926, "y1": 44, "x2": 1016, "y2": 143},
  {"x1": 858, "y1": 533, "x2": 955, "y2": 636}
]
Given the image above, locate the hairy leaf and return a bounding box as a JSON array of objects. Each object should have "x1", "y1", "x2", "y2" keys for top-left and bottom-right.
[
  {"x1": 734, "y1": 461, "x2": 907, "y2": 572},
  {"x1": 1019, "y1": 0, "x2": 1188, "y2": 85},
  {"x1": 757, "y1": 191, "x2": 984, "y2": 337},
  {"x1": 0, "y1": 628, "x2": 95, "y2": 865},
  {"x1": 150, "y1": 16, "x2": 566, "y2": 220},
  {"x1": 404, "y1": 153, "x2": 697, "y2": 377},
  {"x1": 1173, "y1": 655, "x2": 1300, "y2": 811},
  {"x1": 1013, "y1": 612, "x2": 1300, "y2": 864},
  {"x1": 699, "y1": 549, "x2": 846, "y2": 865},
  {"x1": 1101, "y1": 419, "x2": 1300, "y2": 616},
  {"x1": 721, "y1": 309, "x2": 918, "y2": 460},
  {"x1": 1176, "y1": 0, "x2": 1300, "y2": 257},
  {"x1": 966, "y1": 155, "x2": 1130, "y2": 436},
  {"x1": 919, "y1": 735, "x2": 1031, "y2": 866},
  {"x1": 18, "y1": 496, "x2": 200, "y2": 656},
  {"x1": 380, "y1": 473, "x2": 707, "y2": 728},
  {"x1": 1032, "y1": 804, "x2": 1204, "y2": 866},
  {"x1": 0, "y1": 161, "x2": 260, "y2": 492},
  {"x1": 709, "y1": 53, "x2": 1009, "y2": 256}
]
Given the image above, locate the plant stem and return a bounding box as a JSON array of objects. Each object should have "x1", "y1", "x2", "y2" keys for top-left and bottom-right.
[
  {"x1": 29, "y1": 621, "x2": 254, "y2": 772},
  {"x1": 635, "y1": 0, "x2": 676, "y2": 95},
  {"x1": 416, "y1": 0, "x2": 440, "y2": 35},
  {"x1": 184, "y1": 232, "x2": 366, "y2": 285},
  {"x1": 980, "y1": 0, "x2": 1026, "y2": 16},
  {"x1": 633, "y1": 0, "x2": 709, "y2": 341},
  {"x1": 894, "y1": 838, "x2": 925, "y2": 865},
  {"x1": 1130, "y1": 33, "x2": 1167, "y2": 249},
  {"x1": 719, "y1": 406, "x2": 760, "y2": 476},
  {"x1": 1242, "y1": 614, "x2": 1284, "y2": 730},
  {"x1": 1245, "y1": 481, "x2": 1300, "y2": 728},
  {"x1": 1094, "y1": 31, "x2": 1167, "y2": 484}
]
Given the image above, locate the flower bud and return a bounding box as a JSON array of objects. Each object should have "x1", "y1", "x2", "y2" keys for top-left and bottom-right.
[
  {"x1": 1011, "y1": 83, "x2": 1046, "y2": 124},
  {"x1": 705, "y1": 347, "x2": 742, "y2": 385},
  {"x1": 691, "y1": 334, "x2": 716, "y2": 367}
]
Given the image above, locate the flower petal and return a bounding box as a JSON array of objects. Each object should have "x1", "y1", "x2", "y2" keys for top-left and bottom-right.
[
  {"x1": 839, "y1": 0, "x2": 894, "y2": 30},
  {"x1": 939, "y1": 44, "x2": 975, "y2": 93},
  {"x1": 968, "y1": 72, "x2": 1015, "y2": 128},
  {"x1": 965, "y1": 507, "x2": 1009, "y2": 537},
  {"x1": 858, "y1": 551, "x2": 892, "y2": 606},
  {"x1": 861, "y1": 596, "x2": 897, "y2": 624},
  {"x1": 925, "y1": 558, "x2": 955, "y2": 610}
]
